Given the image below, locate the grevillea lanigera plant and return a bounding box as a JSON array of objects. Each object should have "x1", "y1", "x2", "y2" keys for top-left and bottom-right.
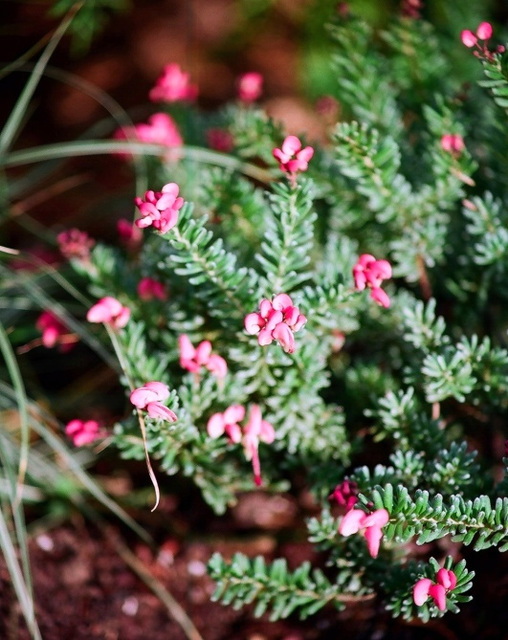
[{"x1": 4, "y1": 0, "x2": 508, "y2": 632}]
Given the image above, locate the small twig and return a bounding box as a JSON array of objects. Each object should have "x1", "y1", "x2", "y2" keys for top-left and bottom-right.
[
  {"x1": 10, "y1": 173, "x2": 90, "y2": 216},
  {"x1": 106, "y1": 526, "x2": 205, "y2": 640},
  {"x1": 416, "y1": 254, "x2": 432, "y2": 301}
]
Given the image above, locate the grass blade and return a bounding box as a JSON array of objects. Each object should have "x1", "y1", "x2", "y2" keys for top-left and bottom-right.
[{"x1": 0, "y1": 3, "x2": 83, "y2": 157}]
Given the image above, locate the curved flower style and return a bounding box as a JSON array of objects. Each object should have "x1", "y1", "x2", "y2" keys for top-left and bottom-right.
[
  {"x1": 273, "y1": 135, "x2": 314, "y2": 184},
  {"x1": 244, "y1": 293, "x2": 307, "y2": 354},
  {"x1": 238, "y1": 72, "x2": 263, "y2": 103},
  {"x1": 207, "y1": 404, "x2": 274, "y2": 486},
  {"x1": 87, "y1": 296, "x2": 130, "y2": 329},
  {"x1": 338, "y1": 508, "x2": 390, "y2": 558},
  {"x1": 352, "y1": 254, "x2": 392, "y2": 308},
  {"x1": 149, "y1": 63, "x2": 198, "y2": 103},
  {"x1": 413, "y1": 568, "x2": 457, "y2": 611},
  {"x1": 179, "y1": 335, "x2": 227, "y2": 379},
  {"x1": 134, "y1": 182, "x2": 184, "y2": 234},
  {"x1": 130, "y1": 381, "x2": 177, "y2": 422},
  {"x1": 243, "y1": 405, "x2": 275, "y2": 486},
  {"x1": 65, "y1": 419, "x2": 102, "y2": 447}
]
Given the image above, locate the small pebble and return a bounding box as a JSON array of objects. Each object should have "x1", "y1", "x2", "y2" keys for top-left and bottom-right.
[{"x1": 122, "y1": 596, "x2": 139, "y2": 616}]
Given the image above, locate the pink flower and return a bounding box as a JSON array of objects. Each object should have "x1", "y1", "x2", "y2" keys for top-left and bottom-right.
[
  {"x1": 206, "y1": 128, "x2": 234, "y2": 153},
  {"x1": 273, "y1": 135, "x2": 314, "y2": 184},
  {"x1": 149, "y1": 63, "x2": 198, "y2": 103},
  {"x1": 207, "y1": 404, "x2": 274, "y2": 486},
  {"x1": 461, "y1": 22, "x2": 503, "y2": 60},
  {"x1": 137, "y1": 277, "x2": 168, "y2": 301},
  {"x1": 65, "y1": 419, "x2": 102, "y2": 447},
  {"x1": 238, "y1": 72, "x2": 263, "y2": 103},
  {"x1": 134, "y1": 182, "x2": 184, "y2": 234},
  {"x1": 57, "y1": 229, "x2": 95, "y2": 261},
  {"x1": 178, "y1": 334, "x2": 227, "y2": 379},
  {"x1": 401, "y1": 0, "x2": 422, "y2": 19},
  {"x1": 207, "y1": 404, "x2": 245, "y2": 443},
  {"x1": 413, "y1": 568, "x2": 457, "y2": 611},
  {"x1": 130, "y1": 381, "x2": 177, "y2": 422},
  {"x1": 338, "y1": 508, "x2": 390, "y2": 558},
  {"x1": 329, "y1": 480, "x2": 358, "y2": 511},
  {"x1": 114, "y1": 113, "x2": 182, "y2": 161},
  {"x1": 352, "y1": 254, "x2": 392, "y2": 308},
  {"x1": 440, "y1": 134, "x2": 465, "y2": 155},
  {"x1": 87, "y1": 297, "x2": 130, "y2": 329},
  {"x1": 244, "y1": 293, "x2": 307, "y2": 354},
  {"x1": 461, "y1": 22, "x2": 493, "y2": 47},
  {"x1": 36, "y1": 311, "x2": 70, "y2": 349},
  {"x1": 117, "y1": 219, "x2": 143, "y2": 249}
]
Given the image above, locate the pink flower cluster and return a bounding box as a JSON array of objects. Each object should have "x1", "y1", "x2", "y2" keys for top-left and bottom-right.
[
  {"x1": 149, "y1": 63, "x2": 198, "y2": 103},
  {"x1": 179, "y1": 335, "x2": 227, "y2": 379},
  {"x1": 244, "y1": 293, "x2": 307, "y2": 354},
  {"x1": 338, "y1": 508, "x2": 390, "y2": 558},
  {"x1": 65, "y1": 419, "x2": 102, "y2": 447},
  {"x1": 137, "y1": 277, "x2": 167, "y2": 301},
  {"x1": 273, "y1": 136, "x2": 314, "y2": 185},
  {"x1": 57, "y1": 228, "x2": 95, "y2": 261},
  {"x1": 353, "y1": 254, "x2": 392, "y2": 308},
  {"x1": 36, "y1": 311, "x2": 71, "y2": 350},
  {"x1": 329, "y1": 479, "x2": 358, "y2": 511},
  {"x1": 461, "y1": 22, "x2": 504, "y2": 60},
  {"x1": 440, "y1": 134, "x2": 465, "y2": 156},
  {"x1": 413, "y1": 568, "x2": 457, "y2": 611},
  {"x1": 114, "y1": 113, "x2": 182, "y2": 161},
  {"x1": 238, "y1": 72, "x2": 263, "y2": 103},
  {"x1": 134, "y1": 183, "x2": 184, "y2": 234},
  {"x1": 207, "y1": 404, "x2": 275, "y2": 486},
  {"x1": 87, "y1": 297, "x2": 130, "y2": 329},
  {"x1": 130, "y1": 381, "x2": 177, "y2": 422}
]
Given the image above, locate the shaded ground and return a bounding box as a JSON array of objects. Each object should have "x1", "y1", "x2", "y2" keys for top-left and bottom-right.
[{"x1": 1, "y1": 487, "x2": 508, "y2": 640}]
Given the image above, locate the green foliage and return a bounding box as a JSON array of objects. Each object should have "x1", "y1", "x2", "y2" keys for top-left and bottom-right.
[
  {"x1": 208, "y1": 552, "x2": 346, "y2": 620},
  {"x1": 5, "y1": 0, "x2": 508, "y2": 634},
  {"x1": 50, "y1": 0, "x2": 129, "y2": 53}
]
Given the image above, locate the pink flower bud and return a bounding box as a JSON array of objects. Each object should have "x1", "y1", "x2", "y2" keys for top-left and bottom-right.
[
  {"x1": 461, "y1": 29, "x2": 477, "y2": 47},
  {"x1": 137, "y1": 277, "x2": 167, "y2": 301},
  {"x1": 476, "y1": 22, "x2": 493, "y2": 40},
  {"x1": 238, "y1": 72, "x2": 263, "y2": 103},
  {"x1": 413, "y1": 578, "x2": 433, "y2": 606},
  {"x1": 428, "y1": 583, "x2": 447, "y2": 611},
  {"x1": 65, "y1": 419, "x2": 102, "y2": 447}
]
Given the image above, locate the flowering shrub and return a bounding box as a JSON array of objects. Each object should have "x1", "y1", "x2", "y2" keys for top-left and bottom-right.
[{"x1": 4, "y1": 2, "x2": 508, "y2": 635}]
